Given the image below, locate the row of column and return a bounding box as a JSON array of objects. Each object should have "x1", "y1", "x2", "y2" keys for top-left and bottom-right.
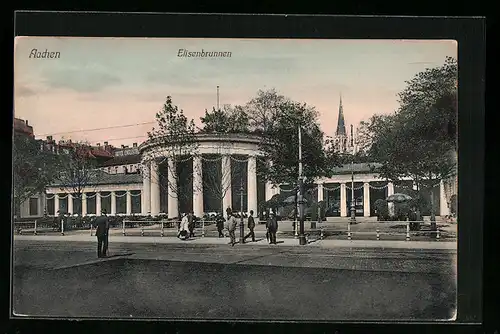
[
  {"x1": 52, "y1": 191, "x2": 134, "y2": 216},
  {"x1": 142, "y1": 155, "x2": 260, "y2": 218},
  {"x1": 316, "y1": 180, "x2": 449, "y2": 216},
  {"x1": 316, "y1": 182, "x2": 389, "y2": 217}
]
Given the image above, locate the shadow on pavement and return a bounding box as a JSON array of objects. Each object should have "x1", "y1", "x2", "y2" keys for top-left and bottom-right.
[{"x1": 104, "y1": 253, "x2": 135, "y2": 259}]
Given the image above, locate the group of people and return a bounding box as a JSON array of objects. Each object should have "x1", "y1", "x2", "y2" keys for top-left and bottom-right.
[
  {"x1": 177, "y1": 211, "x2": 196, "y2": 240},
  {"x1": 216, "y1": 208, "x2": 279, "y2": 246},
  {"x1": 90, "y1": 207, "x2": 281, "y2": 258}
]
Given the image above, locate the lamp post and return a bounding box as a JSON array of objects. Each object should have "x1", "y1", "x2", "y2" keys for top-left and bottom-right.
[
  {"x1": 239, "y1": 180, "x2": 245, "y2": 244},
  {"x1": 350, "y1": 124, "x2": 356, "y2": 224},
  {"x1": 298, "y1": 125, "x2": 307, "y2": 245}
]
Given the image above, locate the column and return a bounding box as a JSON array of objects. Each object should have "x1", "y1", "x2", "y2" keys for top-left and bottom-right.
[
  {"x1": 265, "y1": 160, "x2": 274, "y2": 201},
  {"x1": 126, "y1": 190, "x2": 132, "y2": 215},
  {"x1": 439, "y1": 180, "x2": 450, "y2": 216},
  {"x1": 387, "y1": 182, "x2": 395, "y2": 216},
  {"x1": 111, "y1": 191, "x2": 116, "y2": 215},
  {"x1": 167, "y1": 158, "x2": 178, "y2": 218},
  {"x1": 141, "y1": 162, "x2": 151, "y2": 215},
  {"x1": 82, "y1": 193, "x2": 87, "y2": 216},
  {"x1": 247, "y1": 155, "x2": 258, "y2": 215},
  {"x1": 150, "y1": 159, "x2": 160, "y2": 216},
  {"x1": 340, "y1": 183, "x2": 347, "y2": 217},
  {"x1": 193, "y1": 155, "x2": 204, "y2": 217},
  {"x1": 387, "y1": 182, "x2": 394, "y2": 196},
  {"x1": 265, "y1": 182, "x2": 274, "y2": 201},
  {"x1": 96, "y1": 192, "x2": 102, "y2": 216},
  {"x1": 68, "y1": 194, "x2": 73, "y2": 214},
  {"x1": 363, "y1": 182, "x2": 371, "y2": 217},
  {"x1": 222, "y1": 155, "x2": 232, "y2": 215},
  {"x1": 38, "y1": 195, "x2": 43, "y2": 216},
  {"x1": 317, "y1": 183, "x2": 324, "y2": 202},
  {"x1": 54, "y1": 194, "x2": 60, "y2": 214}
]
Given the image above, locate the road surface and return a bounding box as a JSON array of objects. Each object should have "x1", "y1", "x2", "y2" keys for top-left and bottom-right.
[{"x1": 12, "y1": 240, "x2": 457, "y2": 321}]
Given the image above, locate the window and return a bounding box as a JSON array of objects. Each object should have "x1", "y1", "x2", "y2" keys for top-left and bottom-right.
[{"x1": 29, "y1": 197, "x2": 39, "y2": 216}]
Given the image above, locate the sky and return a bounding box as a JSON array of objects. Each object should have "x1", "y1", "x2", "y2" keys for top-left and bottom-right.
[{"x1": 14, "y1": 37, "x2": 457, "y2": 146}]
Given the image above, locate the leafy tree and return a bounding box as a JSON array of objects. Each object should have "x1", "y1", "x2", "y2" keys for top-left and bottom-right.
[
  {"x1": 258, "y1": 97, "x2": 341, "y2": 218},
  {"x1": 360, "y1": 58, "x2": 458, "y2": 230},
  {"x1": 54, "y1": 142, "x2": 103, "y2": 216},
  {"x1": 12, "y1": 134, "x2": 61, "y2": 217},
  {"x1": 244, "y1": 88, "x2": 289, "y2": 133},
  {"x1": 147, "y1": 96, "x2": 199, "y2": 217},
  {"x1": 199, "y1": 105, "x2": 250, "y2": 133}
]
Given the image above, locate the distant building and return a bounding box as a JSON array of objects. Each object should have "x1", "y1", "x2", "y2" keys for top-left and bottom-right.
[
  {"x1": 14, "y1": 118, "x2": 34, "y2": 137},
  {"x1": 100, "y1": 143, "x2": 141, "y2": 174},
  {"x1": 332, "y1": 95, "x2": 354, "y2": 154}
]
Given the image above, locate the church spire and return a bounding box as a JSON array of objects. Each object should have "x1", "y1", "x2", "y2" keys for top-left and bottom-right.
[{"x1": 335, "y1": 93, "x2": 346, "y2": 136}]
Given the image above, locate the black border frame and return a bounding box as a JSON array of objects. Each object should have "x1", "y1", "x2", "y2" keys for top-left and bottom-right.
[{"x1": 8, "y1": 11, "x2": 486, "y2": 334}]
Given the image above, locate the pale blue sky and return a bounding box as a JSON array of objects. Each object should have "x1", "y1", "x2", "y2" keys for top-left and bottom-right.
[{"x1": 14, "y1": 37, "x2": 457, "y2": 146}]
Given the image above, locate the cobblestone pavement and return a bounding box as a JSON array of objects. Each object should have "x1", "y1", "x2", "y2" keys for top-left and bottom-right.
[{"x1": 12, "y1": 240, "x2": 456, "y2": 320}]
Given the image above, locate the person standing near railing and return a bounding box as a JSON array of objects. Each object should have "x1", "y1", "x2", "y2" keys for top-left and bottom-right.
[
  {"x1": 178, "y1": 213, "x2": 189, "y2": 240},
  {"x1": 226, "y1": 208, "x2": 238, "y2": 246},
  {"x1": 93, "y1": 209, "x2": 110, "y2": 258},
  {"x1": 243, "y1": 210, "x2": 256, "y2": 242},
  {"x1": 267, "y1": 212, "x2": 278, "y2": 245},
  {"x1": 215, "y1": 213, "x2": 225, "y2": 238},
  {"x1": 188, "y1": 211, "x2": 195, "y2": 238}
]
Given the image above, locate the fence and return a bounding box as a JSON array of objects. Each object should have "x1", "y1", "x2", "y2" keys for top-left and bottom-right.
[
  {"x1": 15, "y1": 218, "x2": 443, "y2": 241},
  {"x1": 315, "y1": 219, "x2": 441, "y2": 241}
]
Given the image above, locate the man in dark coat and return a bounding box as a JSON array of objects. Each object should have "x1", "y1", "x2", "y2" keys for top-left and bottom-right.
[
  {"x1": 93, "y1": 209, "x2": 110, "y2": 258},
  {"x1": 267, "y1": 212, "x2": 278, "y2": 245},
  {"x1": 244, "y1": 210, "x2": 256, "y2": 242},
  {"x1": 188, "y1": 212, "x2": 195, "y2": 238},
  {"x1": 215, "y1": 213, "x2": 225, "y2": 238}
]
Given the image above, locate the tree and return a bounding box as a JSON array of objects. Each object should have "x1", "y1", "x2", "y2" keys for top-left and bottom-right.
[
  {"x1": 244, "y1": 88, "x2": 289, "y2": 133},
  {"x1": 361, "y1": 58, "x2": 458, "y2": 230},
  {"x1": 55, "y1": 142, "x2": 103, "y2": 216},
  {"x1": 12, "y1": 134, "x2": 60, "y2": 217},
  {"x1": 258, "y1": 97, "x2": 341, "y2": 219},
  {"x1": 147, "y1": 96, "x2": 199, "y2": 217},
  {"x1": 199, "y1": 105, "x2": 250, "y2": 134}
]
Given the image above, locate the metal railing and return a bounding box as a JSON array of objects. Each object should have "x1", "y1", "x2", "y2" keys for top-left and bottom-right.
[
  {"x1": 15, "y1": 218, "x2": 445, "y2": 241},
  {"x1": 316, "y1": 219, "x2": 442, "y2": 241}
]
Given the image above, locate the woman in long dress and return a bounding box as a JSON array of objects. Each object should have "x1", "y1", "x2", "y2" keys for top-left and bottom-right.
[{"x1": 178, "y1": 213, "x2": 190, "y2": 240}]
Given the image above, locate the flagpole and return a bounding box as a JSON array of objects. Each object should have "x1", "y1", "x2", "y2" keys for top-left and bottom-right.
[{"x1": 217, "y1": 86, "x2": 220, "y2": 111}]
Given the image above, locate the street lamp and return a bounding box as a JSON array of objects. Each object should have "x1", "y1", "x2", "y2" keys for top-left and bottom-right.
[
  {"x1": 279, "y1": 110, "x2": 307, "y2": 245},
  {"x1": 350, "y1": 124, "x2": 356, "y2": 224},
  {"x1": 297, "y1": 125, "x2": 307, "y2": 245},
  {"x1": 239, "y1": 179, "x2": 245, "y2": 244}
]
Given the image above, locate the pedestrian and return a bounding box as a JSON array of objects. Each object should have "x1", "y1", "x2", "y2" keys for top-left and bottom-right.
[
  {"x1": 215, "y1": 213, "x2": 225, "y2": 238},
  {"x1": 178, "y1": 213, "x2": 189, "y2": 240},
  {"x1": 226, "y1": 208, "x2": 238, "y2": 246},
  {"x1": 244, "y1": 210, "x2": 256, "y2": 242},
  {"x1": 267, "y1": 212, "x2": 278, "y2": 245},
  {"x1": 93, "y1": 209, "x2": 110, "y2": 258},
  {"x1": 188, "y1": 211, "x2": 195, "y2": 238}
]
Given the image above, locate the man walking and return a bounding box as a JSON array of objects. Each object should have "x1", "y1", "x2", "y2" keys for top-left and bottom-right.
[
  {"x1": 244, "y1": 210, "x2": 256, "y2": 242},
  {"x1": 226, "y1": 207, "x2": 238, "y2": 246},
  {"x1": 267, "y1": 212, "x2": 278, "y2": 245},
  {"x1": 93, "y1": 209, "x2": 110, "y2": 258}
]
